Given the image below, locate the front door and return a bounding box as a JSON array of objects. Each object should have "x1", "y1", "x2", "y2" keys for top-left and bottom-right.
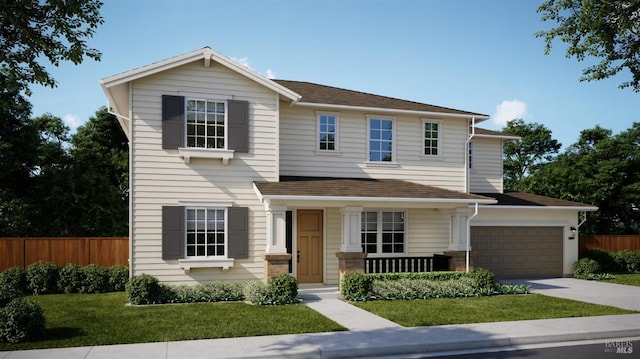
[{"x1": 296, "y1": 209, "x2": 323, "y2": 283}]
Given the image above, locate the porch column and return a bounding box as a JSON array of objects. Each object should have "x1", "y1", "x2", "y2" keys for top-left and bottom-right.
[
  {"x1": 336, "y1": 207, "x2": 366, "y2": 290},
  {"x1": 263, "y1": 205, "x2": 291, "y2": 283},
  {"x1": 444, "y1": 208, "x2": 475, "y2": 272}
]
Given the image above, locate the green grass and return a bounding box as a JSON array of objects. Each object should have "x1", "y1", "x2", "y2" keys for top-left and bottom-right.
[
  {"x1": 602, "y1": 273, "x2": 640, "y2": 286},
  {"x1": 0, "y1": 292, "x2": 345, "y2": 351},
  {"x1": 354, "y1": 294, "x2": 637, "y2": 327}
]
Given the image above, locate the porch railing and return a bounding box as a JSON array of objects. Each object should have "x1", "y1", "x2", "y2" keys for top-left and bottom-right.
[{"x1": 365, "y1": 254, "x2": 450, "y2": 274}]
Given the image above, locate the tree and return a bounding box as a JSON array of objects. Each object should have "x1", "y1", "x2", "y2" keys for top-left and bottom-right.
[
  {"x1": 0, "y1": 0, "x2": 104, "y2": 94},
  {"x1": 536, "y1": 0, "x2": 640, "y2": 92},
  {"x1": 502, "y1": 119, "x2": 562, "y2": 191}
]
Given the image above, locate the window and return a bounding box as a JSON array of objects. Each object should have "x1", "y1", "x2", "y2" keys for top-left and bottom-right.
[
  {"x1": 361, "y1": 210, "x2": 405, "y2": 254},
  {"x1": 468, "y1": 140, "x2": 474, "y2": 169},
  {"x1": 368, "y1": 116, "x2": 395, "y2": 162},
  {"x1": 317, "y1": 112, "x2": 338, "y2": 151},
  {"x1": 186, "y1": 208, "x2": 226, "y2": 257},
  {"x1": 423, "y1": 120, "x2": 441, "y2": 156},
  {"x1": 186, "y1": 99, "x2": 226, "y2": 149}
]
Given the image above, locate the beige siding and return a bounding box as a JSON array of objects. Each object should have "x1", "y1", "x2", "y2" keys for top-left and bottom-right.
[
  {"x1": 279, "y1": 106, "x2": 469, "y2": 191},
  {"x1": 324, "y1": 208, "x2": 341, "y2": 285},
  {"x1": 470, "y1": 137, "x2": 503, "y2": 193},
  {"x1": 130, "y1": 60, "x2": 278, "y2": 284}
]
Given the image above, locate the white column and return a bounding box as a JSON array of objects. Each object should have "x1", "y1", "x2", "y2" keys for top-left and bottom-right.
[
  {"x1": 448, "y1": 208, "x2": 472, "y2": 251},
  {"x1": 341, "y1": 207, "x2": 363, "y2": 252},
  {"x1": 265, "y1": 206, "x2": 288, "y2": 254}
]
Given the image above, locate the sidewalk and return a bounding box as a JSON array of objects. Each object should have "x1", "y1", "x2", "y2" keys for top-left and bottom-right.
[{"x1": 2, "y1": 284, "x2": 640, "y2": 359}]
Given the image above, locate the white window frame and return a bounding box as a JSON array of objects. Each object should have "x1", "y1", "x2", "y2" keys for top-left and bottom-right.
[
  {"x1": 361, "y1": 209, "x2": 407, "y2": 257},
  {"x1": 421, "y1": 119, "x2": 442, "y2": 158},
  {"x1": 184, "y1": 98, "x2": 228, "y2": 150},
  {"x1": 179, "y1": 97, "x2": 234, "y2": 164},
  {"x1": 315, "y1": 111, "x2": 340, "y2": 153},
  {"x1": 184, "y1": 207, "x2": 228, "y2": 259},
  {"x1": 366, "y1": 115, "x2": 397, "y2": 164}
]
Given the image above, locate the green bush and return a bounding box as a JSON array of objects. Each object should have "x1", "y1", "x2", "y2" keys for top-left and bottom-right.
[
  {"x1": 613, "y1": 250, "x2": 640, "y2": 273},
  {"x1": 0, "y1": 267, "x2": 27, "y2": 295},
  {"x1": 108, "y1": 265, "x2": 129, "y2": 292},
  {"x1": 81, "y1": 264, "x2": 109, "y2": 293},
  {"x1": 267, "y1": 273, "x2": 299, "y2": 305},
  {"x1": 0, "y1": 298, "x2": 46, "y2": 343},
  {"x1": 469, "y1": 268, "x2": 497, "y2": 290},
  {"x1": 243, "y1": 280, "x2": 269, "y2": 305},
  {"x1": 582, "y1": 249, "x2": 620, "y2": 273},
  {"x1": 367, "y1": 271, "x2": 465, "y2": 282},
  {"x1": 57, "y1": 263, "x2": 85, "y2": 294},
  {"x1": 196, "y1": 282, "x2": 244, "y2": 302},
  {"x1": 574, "y1": 258, "x2": 601, "y2": 279},
  {"x1": 26, "y1": 261, "x2": 60, "y2": 295},
  {"x1": 0, "y1": 284, "x2": 23, "y2": 307},
  {"x1": 126, "y1": 274, "x2": 162, "y2": 304},
  {"x1": 341, "y1": 272, "x2": 372, "y2": 301}
]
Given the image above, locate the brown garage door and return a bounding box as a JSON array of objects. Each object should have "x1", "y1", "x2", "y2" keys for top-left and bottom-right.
[{"x1": 471, "y1": 226, "x2": 563, "y2": 279}]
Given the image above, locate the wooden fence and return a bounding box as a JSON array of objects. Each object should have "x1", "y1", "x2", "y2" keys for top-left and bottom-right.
[
  {"x1": 0, "y1": 237, "x2": 129, "y2": 272},
  {"x1": 579, "y1": 235, "x2": 640, "y2": 256}
]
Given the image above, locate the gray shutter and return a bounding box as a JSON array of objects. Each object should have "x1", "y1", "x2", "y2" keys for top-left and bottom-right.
[
  {"x1": 162, "y1": 95, "x2": 185, "y2": 149},
  {"x1": 227, "y1": 100, "x2": 249, "y2": 153},
  {"x1": 227, "y1": 207, "x2": 249, "y2": 258},
  {"x1": 162, "y1": 206, "x2": 185, "y2": 260}
]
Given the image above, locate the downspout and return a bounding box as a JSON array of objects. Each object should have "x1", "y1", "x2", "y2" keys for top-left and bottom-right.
[
  {"x1": 464, "y1": 117, "x2": 476, "y2": 193},
  {"x1": 577, "y1": 211, "x2": 588, "y2": 228},
  {"x1": 126, "y1": 81, "x2": 134, "y2": 278},
  {"x1": 466, "y1": 203, "x2": 479, "y2": 272}
]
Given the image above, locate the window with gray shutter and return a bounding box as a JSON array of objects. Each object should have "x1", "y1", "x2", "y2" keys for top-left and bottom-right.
[
  {"x1": 162, "y1": 206, "x2": 185, "y2": 259},
  {"x1": 227, "y1": 100, "x2": 249, "y2": 153},
  {"x1": 227, "y1": 207, "x2": 249, "y2": 258},
  {"x1": 162, "y1": 95, "x2": 185, "y2": 149}
]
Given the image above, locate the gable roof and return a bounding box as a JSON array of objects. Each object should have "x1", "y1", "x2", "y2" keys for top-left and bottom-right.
[
  {"x1": 254, "y1": 176, "x2": 496, "y2": 204},
  {"x1": 274, "y1": 80, "x2": 489, "y2": 119},
  {"x1": 474, "y1": 192, "x2": 598, "y2": 211},
  {"x1": 473, "y1": 128, "x2": 521, "y2": 141}
]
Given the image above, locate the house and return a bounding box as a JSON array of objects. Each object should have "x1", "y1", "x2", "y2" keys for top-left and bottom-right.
[{"x1": 100, "y1": 47, "x2": 597, "y2": 285}]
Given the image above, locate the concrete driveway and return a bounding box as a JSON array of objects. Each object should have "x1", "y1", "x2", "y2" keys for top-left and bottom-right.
[{"x1": 505, "y1": 278, "x2": 640, "y2": 311}]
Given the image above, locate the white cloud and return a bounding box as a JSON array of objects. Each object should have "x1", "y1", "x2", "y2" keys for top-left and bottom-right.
[
  {"x1": 232, "y1": 56, "x2": 275, "y2": 79},
  {"x1": 63, "y1": 113, "x2": 83, "y2": 131},
  {"x1": 493, "y1": 99, "x2": 528, "y2": 126},
  {"x1": 265, "y1": 69, "x2": 275, "y2": 79}
]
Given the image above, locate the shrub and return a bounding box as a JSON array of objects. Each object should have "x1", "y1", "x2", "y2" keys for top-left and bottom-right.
[
  {"x1": 0, "y1": 267, "x2": 27, "y2": 295},
  {"x1": 613, "y1": 250, "x2": 640, "y2": 273},
  {"x1": 267, "y1": 273, "x2": 299, "y2": 305},
  {"x1": 582, "y1": 249, "x2": 620, "y2": 273},
  {"x1": 341, "y1": 272, "x2": 372, "y2": 301},
  {"x1": 469, "y1": 268, "x2": 497, "y2": 290},
  {"x1": 371, "y1": 277, "x2": 486, "y2": 300},
  {"x1": 574, "y1": 258, "x2": 601, "y2": 279},
  {"x1": 0, "y1": 298, "x2": 46, "y2": 343},
  {"x1": 368, "y1": 271, "x2": 465, "y2": 282},
  {"x1": 57, "y1": 263, "x2": 85, "y2": 294},
  {"x1": 126, "y1": 274, "x2": 162, "y2": 304},
  {"x1": 26, "y1": 261, "x2": 60, "y2": 295},
  {"x1": 81, "y1": 264, "x2": 109, "y2": 293},
  {"x1": 108, "y1": 265, "x2": 129, "y2": 292},
  {"x1": 196, "y1": 282, "x2": 244, "y2": 302},
  {"x1": 0, "y1": 285, "x2": 23, "y2": 307},
  {"x1": 243, "y1": 280, "x2": 270, "y2": 305}
]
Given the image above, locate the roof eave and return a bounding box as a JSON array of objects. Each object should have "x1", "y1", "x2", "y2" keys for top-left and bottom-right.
[
  {"x1": 259, "y1": 194, "x2": 497, "y2": 204},
  {"x1": 477, "y1": 205, "x2": 599, "y2": 211}
]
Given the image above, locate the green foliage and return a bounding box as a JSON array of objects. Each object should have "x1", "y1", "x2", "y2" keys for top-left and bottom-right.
[
  {"x1": 574, "y1": 258, "x2": 602, "y2": 279},
  {"x1": 243, "y1": 281, "x2": 270, "y2": 305},
  {"x1": 125, "y1": 274, "x2": 162, "y2": 305},
  {"x1": 0, "y1": 267, "x2": 27, "y2": 295},
  {"x1": 537, "y1": 0, "x2": 640, "y2": 92},
  {"x1": 81, "y1": 264, "x2": 109, "y2": 294},
  {"x1": 582, "y1": 249, "x2": 620, "y2": 272},
  {"x1": 0, "y1": 285, "x2": 23, "y2": 307},
  {"x1": 368, "y1": 271, "x2": 465, "y2": 282},
  {"x1": 196, "y1": 282, "x2": 244, "y2": 302},
  {"x1": 108, "y1": 266, "x2": 129, "y2": 292},
  {"x1": 469, "y1": 268, "x2": 498, "y2": 290},
  {"x1": 26, "y1": 261, "x2": 60, "y2": 295},
  {"x1": 613, "y1": 250, "x2": 640, "y2": 273},
  {"x1": 0, "y1": 298, "x2": 46, "y2": 344},
  {"x1": 340, "y1": 273, "x2": 372, "y2": 301},
  {"x1": 267, "y1": 274, "x2": 299, "y2": 305},
  {"x1": 57, "y1": 264, "x2": 84, "y2": 294}
]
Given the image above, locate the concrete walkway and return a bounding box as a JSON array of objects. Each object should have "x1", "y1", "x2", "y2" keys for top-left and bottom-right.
[{"x1": 2, "y1": 280, "x2": 640, "y2": 359}]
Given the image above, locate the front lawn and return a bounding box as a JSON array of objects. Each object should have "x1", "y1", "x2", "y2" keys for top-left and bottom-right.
[
  {"x1": 0, "y1": 292, "x2": 346, "y2": 351},
  {"x1": 354, "y1": 294, "x2": 637, "y2": 327},
  {"x1": 601, "y1": 273, "x2": 640, "y2": 287}
]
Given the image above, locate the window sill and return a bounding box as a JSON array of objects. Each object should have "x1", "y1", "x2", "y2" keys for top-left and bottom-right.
[
  {"x1": 178, "y1": 258, "x2": 234, "y2": 272},
  {"x1": 365, "y1": 161, "x2": 399, "y2": 168},
  {"x1": 314, "y1": 150, "x2": 342, "y2": 156},
  {"x1": 178, "y1": 148, "x2": 234, "y2": 165},
  {"x1": 419, "y1": 155, "x2": 444, "y2": 161}
]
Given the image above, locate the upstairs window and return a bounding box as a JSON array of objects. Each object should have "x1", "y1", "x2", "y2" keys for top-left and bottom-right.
[
  {"x1": 368, "y1": 116, "x2": 395, "y2": 162},
  {"x1": 423, "y1": 120, "x2": 441, "y2": 156},
  {"x1": 468, "y1": 140, "x2": 474, "y2": 169},
  {"x1": 186, "y1": 100, "x2": 226, "y2": 149},
  {"x1": 317, "y1": 112, "x2": 338, "y2": 151}
]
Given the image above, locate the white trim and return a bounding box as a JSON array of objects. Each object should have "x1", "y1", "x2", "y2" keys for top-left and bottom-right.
[
  {"x1": 184, "y1": 98, "x2": 228, "y2": 152},
  {"x1": 178, "y1": 201, "x2": 233, "y2": 207},
  {"x1": 260, "y1": 194, "x2": 497, "y2": 204},
  {"x1": 362, "y1": 209, "x2": 408, "y2": 257},
  {"x1": 421, "y1": 119, "x2": 443, "y2": 158},
  {"x1": 292, "y1": 101, "x2": 489, "y2": 120},
  {"x1": 315, "y1": 111, "x2": 340, "y2": 152},
  {"x1": 468, "y1": 140, "x2": 475, "y2": 170},
  {"x1": 178, "y1": 258, "x2": 234, "y2": 272},
  {"x1": 178, "y1": 148, "x2": 234, "y2": 165},
  {"x1": 366, "y1": 114, "x2": 397, "y2": 163},
  {"x1": 474, "y1": 133, "x2": 521, "y2": 141},
  {"x1": 476, "y1": 205, "x2": 598, "y2": 211},
  {"x1": 470, "y1": 221, "x2": 571, "y2": 227}
]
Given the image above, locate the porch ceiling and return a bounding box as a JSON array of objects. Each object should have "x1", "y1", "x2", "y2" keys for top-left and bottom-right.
[{"x1": 254, "y1": 176, "x2": 496, "y2": 204}]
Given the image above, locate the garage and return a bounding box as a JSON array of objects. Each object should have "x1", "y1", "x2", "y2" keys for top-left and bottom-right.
[{"x1": 471, "y1": 226, "x2": 563, "y2": 279}]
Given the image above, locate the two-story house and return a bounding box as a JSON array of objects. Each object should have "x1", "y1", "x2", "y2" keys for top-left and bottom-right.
[{"x1": 100, "y1": 47, "x2": 597, "y2": 285}]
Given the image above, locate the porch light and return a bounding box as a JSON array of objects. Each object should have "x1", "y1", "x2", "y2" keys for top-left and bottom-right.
[{"x1": 569, "y1": 226, "x2": 577, "y2": 240}]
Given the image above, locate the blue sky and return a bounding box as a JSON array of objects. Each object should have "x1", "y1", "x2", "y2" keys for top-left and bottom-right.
[{"x1": 28, "y1": 0, "x2": 638, "y2": 149}]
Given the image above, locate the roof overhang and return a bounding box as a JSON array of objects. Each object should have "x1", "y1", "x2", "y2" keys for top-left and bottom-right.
[{"x1": 477, "y1": 205, "x2": 599, "y2": 211}]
